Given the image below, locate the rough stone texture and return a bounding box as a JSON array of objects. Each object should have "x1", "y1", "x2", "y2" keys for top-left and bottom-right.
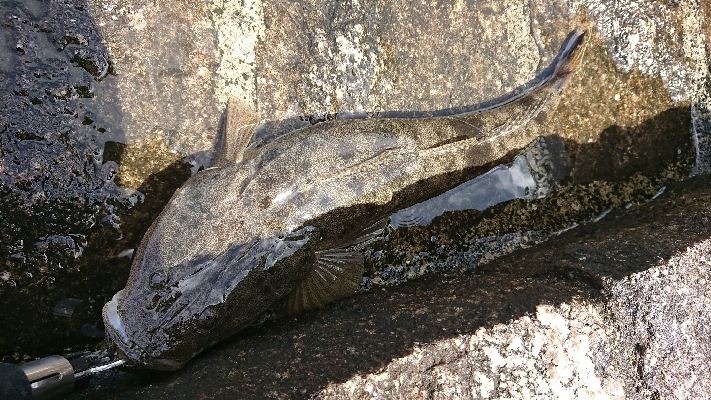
[
  {"x1": 317, "y1": 303, "x2": 624, "y2": 399},
  {"x1": 65, "y1": 175, "x2": 711, "y2": 399},
  {"x1": 606, "y1": 244, "x2": 711, "y2": 399},
  {"x1": 86, "y1": 0, "x2": 219, "y2": 158},
  {"x1": 1, "y1": 1, "x2": 710, "y2": 398},
  {"x1": 319, "y1": 197, "x2": 711, "y2": 400},
  {"x1": 0, "y1": 0, "x2": 155, "y2": 362},
  {"x1": 255, "y1": 0, "x2": 541, "y2": 117}
]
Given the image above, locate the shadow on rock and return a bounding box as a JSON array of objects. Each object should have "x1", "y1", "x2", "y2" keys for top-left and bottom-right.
[
  {"x1": 65, "y1": 104, "x2": 706, "y2": 399},
  {"x1": 562, "y1": 107, "x2": 693, "y2": 185},
  {"x1": 67, "y1": 176, "x2": 711, "y2": 400},
  {"x1": 0, "y1": 0, "x2": 126, "y2": 363},
  {"x1": 0, "y1": 137, "x2": 192, "y2": 363}
]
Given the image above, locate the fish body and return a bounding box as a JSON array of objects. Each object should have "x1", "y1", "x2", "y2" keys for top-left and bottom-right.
[{"x1": 103, "y1": 29, "x2": 589, "y2": 370}]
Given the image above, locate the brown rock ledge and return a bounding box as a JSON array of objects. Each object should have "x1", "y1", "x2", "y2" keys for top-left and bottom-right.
[{"x1": 68, "y1": 175, "x2": 711, "y2": 399}]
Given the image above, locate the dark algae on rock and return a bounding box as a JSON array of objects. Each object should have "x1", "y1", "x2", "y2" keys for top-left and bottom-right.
[
  {"x1": 0, "y1": 0, "x2": 193, "y2": 364},
  {"x1": 66, "y1": 175, "x2": 711, "y2": 399}
]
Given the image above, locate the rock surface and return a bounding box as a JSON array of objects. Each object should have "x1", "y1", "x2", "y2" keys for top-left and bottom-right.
[
  {"x1": 1, "y1": 0, "x2": 710, "y2": 398},
  {"x1": 318, "y1": 176, "x2": 711, "y2": 400},
  {"x1": 66, "y1": 175, "x2": 711, "y2": 399}
]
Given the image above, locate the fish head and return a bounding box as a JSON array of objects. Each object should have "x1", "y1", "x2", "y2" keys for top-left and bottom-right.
[{"x1": 102, "y1": 166, "x2": 317, "y2": 370}]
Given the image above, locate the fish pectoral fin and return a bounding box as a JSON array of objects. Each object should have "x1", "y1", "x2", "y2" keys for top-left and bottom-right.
[
  {"x1": 283, "y1": 248, "x2": 364, "y2": 315},
  {"x1": 213, "y1": 97, "x2": 260, "y2": 167},
  {"x1": 341, "y1": 217, "x2": 389, "y2": 248}
]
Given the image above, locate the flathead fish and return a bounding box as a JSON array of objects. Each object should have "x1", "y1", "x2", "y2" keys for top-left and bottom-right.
[{"x1": 103, "y1": 28, "x2": 589, "y2": 370}]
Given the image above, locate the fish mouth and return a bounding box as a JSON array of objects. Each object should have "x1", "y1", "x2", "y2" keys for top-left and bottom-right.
[
  {"x1": 103, "y1": 291, "x2": 185, "y2": 371},
  {"x1": 103, "y1": 291, "x2": 139, "y2": 366}
]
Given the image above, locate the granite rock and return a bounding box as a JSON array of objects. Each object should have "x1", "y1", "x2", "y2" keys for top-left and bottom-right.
[
  {"x1": 65, "y1": 176, "x2": 711, "y2": 399},
  {"x1": 1, "y1": 0, "x2": 710, "y2": 398}
]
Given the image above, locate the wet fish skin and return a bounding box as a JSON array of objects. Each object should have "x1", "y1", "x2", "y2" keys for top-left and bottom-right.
[{"x1": 103, "y1": 28, "x2": 589, "y2": 371}]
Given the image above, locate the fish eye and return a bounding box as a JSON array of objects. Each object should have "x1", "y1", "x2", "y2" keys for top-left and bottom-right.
[{"x1": 149, "y1": 270, "x2": 169, "y2": 289}]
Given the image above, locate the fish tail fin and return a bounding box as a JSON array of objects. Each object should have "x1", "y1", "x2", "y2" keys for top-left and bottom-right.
[
  {"x1": 550, "y1": 28, "x2": 590, "y2": 91},
  {"x1": 445, "y1": 27, "x2": 590, "y2": 140}
]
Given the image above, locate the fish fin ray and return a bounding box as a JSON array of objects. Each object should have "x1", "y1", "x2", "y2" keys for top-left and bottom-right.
[
  {"x1": 213, "y1": 97, "x2": 260, "y2": 167},
  {"x1": 283, "y1": 248, "x2": 364, "y2": 315},
  {"x1": 340, "y1": 217, "x2": 389, "y2": 249}
]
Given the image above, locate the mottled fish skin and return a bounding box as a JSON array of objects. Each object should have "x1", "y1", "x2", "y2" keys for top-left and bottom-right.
[{"x1": 103, "y1": 29, "x2": 589, "y2": 371}]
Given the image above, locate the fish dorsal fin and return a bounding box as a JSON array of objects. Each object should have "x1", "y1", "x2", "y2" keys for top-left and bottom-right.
[
  {"x1": 283, "y1": 248, "x2": 364, "y2": 315},
  {"x1": 213, "y1": 97, "x2": 260, "y2": 167}
]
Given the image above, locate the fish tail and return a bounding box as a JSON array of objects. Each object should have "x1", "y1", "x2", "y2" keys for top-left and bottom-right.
[{"x1": 551, "y1": 28, "x2": 590, "y2": 89}]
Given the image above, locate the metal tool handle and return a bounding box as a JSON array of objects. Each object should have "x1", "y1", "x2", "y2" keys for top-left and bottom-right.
[
  {"x1": 19, "y1": 355, "x2": 75, "y2": 399},
  {"x1": 0, "y1": 362, "x2": 32, "y2": 399},
  {"x1": 1, "y1": 355, "x2": 74, "y2": 400},
  {"x1": 1, "y1": 353, "x2": 124, "y2": 399}
]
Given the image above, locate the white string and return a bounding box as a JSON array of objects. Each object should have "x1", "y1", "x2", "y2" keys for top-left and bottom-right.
[{"x1": 74, "y1": 359, "x2": 125, "y2": 379}]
